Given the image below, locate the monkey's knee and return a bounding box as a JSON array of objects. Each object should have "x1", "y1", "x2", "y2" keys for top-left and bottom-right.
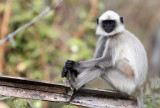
[{"x1": 102, "y1": 67, "x2": 136, "y2": 95}]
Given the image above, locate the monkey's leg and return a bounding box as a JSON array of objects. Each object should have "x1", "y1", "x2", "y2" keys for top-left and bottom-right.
[
  {"x1": 102, "y1": 60, "x2": 145, "y2": 108},
  {"x1": 68, "y1": 68, "x2": 103, "y2": 90},
  {"x1": 101, "y1": 59, "x2": 136, "y2": 95}
]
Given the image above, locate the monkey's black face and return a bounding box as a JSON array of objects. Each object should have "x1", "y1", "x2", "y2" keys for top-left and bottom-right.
[{"x1": 102, "y1": 20, "x2": 116, "y2": 33}]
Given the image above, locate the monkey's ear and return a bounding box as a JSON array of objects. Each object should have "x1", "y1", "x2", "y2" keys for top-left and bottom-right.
[
  {"x1": 97, "y1": 18, "x2": 99, "y2": 24},
  {"x1": 120, "y1": 17, "x2": 123, "y2": 23}
]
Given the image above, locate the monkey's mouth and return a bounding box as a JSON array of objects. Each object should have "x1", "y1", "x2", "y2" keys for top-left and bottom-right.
[{"x1": 103, "y1": 27, "x2": 115, "y2": 33}]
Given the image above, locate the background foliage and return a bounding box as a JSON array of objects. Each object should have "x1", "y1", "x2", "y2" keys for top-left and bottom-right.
[{"x1": 0, "y1": 0, "x2": 160, "y2": 108}]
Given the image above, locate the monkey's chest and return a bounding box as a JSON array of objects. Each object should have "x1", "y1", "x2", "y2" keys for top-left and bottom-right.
[
  {"x1": 100, "y1": 40, "x2": 111, "y2": 57},
  {"x1": 102, "y1": 38, "x2": 120, "y2": 57}
]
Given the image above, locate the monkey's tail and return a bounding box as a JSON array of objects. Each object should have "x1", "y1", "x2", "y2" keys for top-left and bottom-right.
[{"x1": 137, "y1": 88, "x2": 144, "y2": 108}]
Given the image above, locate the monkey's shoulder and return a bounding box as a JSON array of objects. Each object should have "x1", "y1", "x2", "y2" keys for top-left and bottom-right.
[{"x1": 109, "y1": 30, "x2": 142, "y2": 46}]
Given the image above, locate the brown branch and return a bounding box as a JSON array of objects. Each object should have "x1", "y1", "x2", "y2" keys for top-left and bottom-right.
[
  {"x1": 0, "y1": 0, "x2": 12, "y2": 74},
  {"x1": 74, "y1": 0, "x2": 98, "y2": 38},
  {"x1": 0, "y1": 0, "x2": 64, "y2": 45},
  {"x1": 32, "y1": 27, "x2": 50, "y2": 81},
  {"x1": 0, "y1": 75, "x2": 137, "y2": 108}
]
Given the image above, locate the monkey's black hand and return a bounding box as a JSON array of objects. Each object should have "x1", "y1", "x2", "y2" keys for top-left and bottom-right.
[
  {"x1": 66, "y1": 60, "x2": 79, "y2": 77},
  {"x1": 61, "y1": 60, "x2": 76, "y2": 78},
  {"x1": 65, "y1": 60, "x2": 76, "y2": 69}
]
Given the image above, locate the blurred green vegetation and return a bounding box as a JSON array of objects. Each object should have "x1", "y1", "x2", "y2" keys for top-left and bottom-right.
[{"x1": 0, "y1": 0, "x2": 160, "y2": 108}]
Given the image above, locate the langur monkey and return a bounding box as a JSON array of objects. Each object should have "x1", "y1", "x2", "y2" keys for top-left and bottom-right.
[{"x1": 62, "y1": 10, "x2": 148, "y2": 107}]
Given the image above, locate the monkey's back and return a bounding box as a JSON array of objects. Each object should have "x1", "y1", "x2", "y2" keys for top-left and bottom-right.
[{"x1": 108, "y1": 30, "x2": 148, "y2": 87}]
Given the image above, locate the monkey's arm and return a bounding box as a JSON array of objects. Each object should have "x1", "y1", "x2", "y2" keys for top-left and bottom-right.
[
  {"x1": 73, "y1": 47, "x2": 112, "y2": 71},
  {"x1": 72, "y1": 56, "x2": 112, "y2": 72},
  {"x1": 93, "y1": 36, "x2": 108, "y2": 58}
]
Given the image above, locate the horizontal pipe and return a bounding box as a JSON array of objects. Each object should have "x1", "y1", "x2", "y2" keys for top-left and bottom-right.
[{"x1": 0, "y1": 75, "x2": 137, "y2": 108}]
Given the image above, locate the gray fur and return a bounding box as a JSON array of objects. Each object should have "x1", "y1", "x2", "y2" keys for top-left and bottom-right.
[{"x1": 69, "y1": 10, "x2": 148, "y2": 96}]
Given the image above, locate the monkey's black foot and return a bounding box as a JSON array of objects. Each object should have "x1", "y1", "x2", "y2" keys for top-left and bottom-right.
[
  {"x1": 72, "y1": 69, "x2": 78, "y2": 77},
  {"x1": 61, "y1": 67, "x2": 68, "y2": 77},
  {"x1": 65, "y1": 60, "x2": 76, "y2": 68}
]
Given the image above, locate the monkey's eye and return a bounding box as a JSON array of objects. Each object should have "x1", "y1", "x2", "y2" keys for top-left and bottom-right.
[
  {"x1": 103, "y1": 21, "x2": 108, "y2": 24},
  {"x1": 102, "y1": 20, "x2": 116, "y2": 27},
  {"x1": 110, "y1": 21, "x2": 115, "y2": 25}
]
